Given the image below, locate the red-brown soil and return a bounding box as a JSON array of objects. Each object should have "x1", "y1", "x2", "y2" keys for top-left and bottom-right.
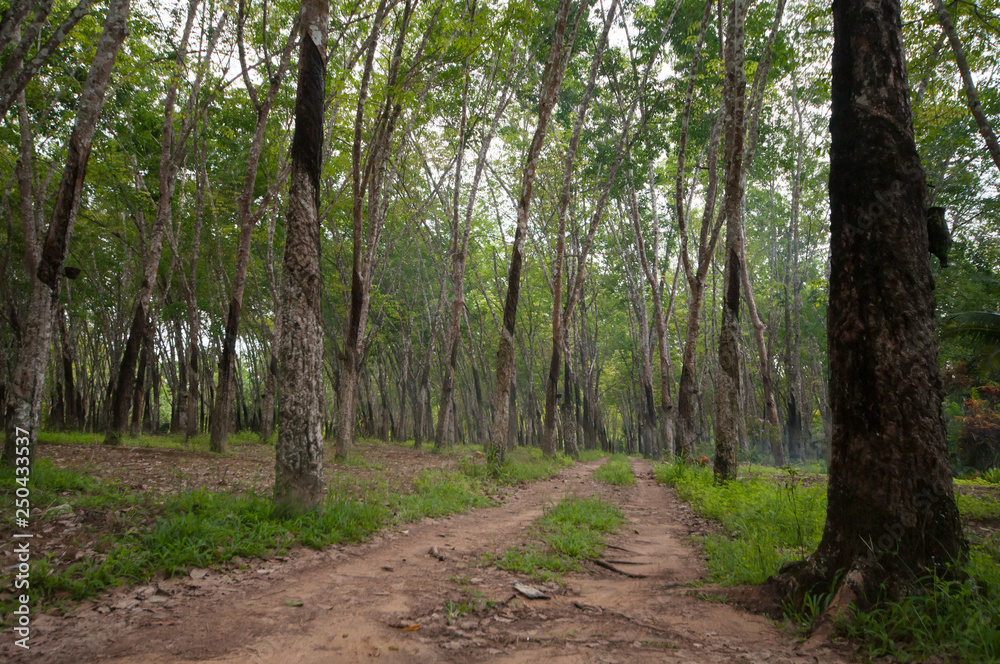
[{"x1": 2, "y1": 444, "x2": 854, "y2": 664}]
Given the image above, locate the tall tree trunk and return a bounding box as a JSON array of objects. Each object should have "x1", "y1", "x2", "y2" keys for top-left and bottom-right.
[
  {"x1": 490, "y1": 0, "x2": 580, "y2": 468},
  {"x1": 336, "y1": 0, "x2": 398, "y2": 461},
  {"x1": 675, "y1": 0, "x2": 725, "y2": 458},
  {"x1": 783, "y1": 82, "x2": 806, "y2": 463},
  {"x1": 261, "y1": 204, "x2": 282, "y2": 444},
  {"x1": 273, "y1": 0, "x2": 328, "y2": 514},
  {"x1": 210, "y1": 6, "x2": 297, "y2": 453},
  {"x1": 106, "y1": 0, "x2": 217, "y2": 445},
  {"x1": 932, "y1": 0, "x2": 1000, "y2": 174},
  {"x1": 714, "y1": 0, "x2": 749, "y2": 482},
  {"x1": 2, "y1": 0, "x2": 129, "y2": 468},
  {"x1": 434, "y1": 42, "x2": 471, "y2": 451},
  {"x1": 542, "y1": 0, "x2": 616, "y2": 457},
  {"x1": 780, "y1": 0, "x2": 965, "y2": 610}
]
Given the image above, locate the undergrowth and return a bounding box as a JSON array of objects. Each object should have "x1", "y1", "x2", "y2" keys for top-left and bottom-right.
[
  {"x1": 38, "y1": 429, "x2": 271, "y2": 451},
  {"x1": 593, "y1": 454, "x2": 635, "y2": 486},
  {"x1": 487, "y1": 495, "x2": 624, "y2": 583},
  {"x1": 460, "y1": 445, "x2": 573, "y2": 485},
  {"x1": 0, "y1": 461, "x2": 490, "y2": 615},
  {"x1": 653, "y1": 459, "x2": 825, "y2": 584},
  {"x1": 654, "y1": 457, "x2": 1000, "y2": 663}
]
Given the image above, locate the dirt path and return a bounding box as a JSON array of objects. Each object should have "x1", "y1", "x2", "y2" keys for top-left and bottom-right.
[{"x1": 8, "y1": 459, "x2": 851, "y2": 663}]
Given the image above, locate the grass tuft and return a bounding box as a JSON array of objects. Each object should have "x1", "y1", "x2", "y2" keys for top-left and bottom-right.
[
  {"x1": 593, "y1": 454, "x2": 635, "y2": 486},
  {"x1": 488, "y1": 495, "x2": 624, "y2": 583}
]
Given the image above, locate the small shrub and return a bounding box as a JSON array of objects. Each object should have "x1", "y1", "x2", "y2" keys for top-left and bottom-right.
[{"x1": 954, "y1": 386, "x2": 1000, "y2": 471}]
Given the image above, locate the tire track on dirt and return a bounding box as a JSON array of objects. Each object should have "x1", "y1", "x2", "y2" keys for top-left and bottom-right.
[{"x1": 7, "y1": 458, "x2": 852, "y2": 663}]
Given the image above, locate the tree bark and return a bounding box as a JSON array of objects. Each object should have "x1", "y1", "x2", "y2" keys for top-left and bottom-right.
[
  {"x1": 675, "y1": 0, "x2": 725, "y2": 458},
  {"x1": 714, "y1": 0, "x2": 749, "y2": 482},
  {"x1": 488, "y1": 0, "x2": 577, "y2": 469},
  {"x1": 2, "y1": 0, "x2": 130, "y2": 469},
  {"x1": 335, "y1": 0, "x2": 402, "y2": 461},
  {"x1": 779, "y1": 0, "x2": 965, "y2": 608},
  {"x1": 274, "y1": 0, "x2": 329, "y2": 515},
  {"x1": 541, "y1": 0, "x2": 616, "y2": 458},
  {"x1": 0, "y1": 0, "x2": 93, "y2": 121},
  {"x1": 210, "y1": 8, "x2": 297, "y2": 453},
  {"x1": 106, "y1": 0, "x2": 218, "y2": 445},
  {"x1": 932, "y1": 0, "x2": 1000, "y2": 175}
]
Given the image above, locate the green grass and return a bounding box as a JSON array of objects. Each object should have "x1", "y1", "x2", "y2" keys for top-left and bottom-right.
[
  {"x1": 577, "y1": 449, "x2": 610, "y2": 462},
  {"x1": 460, "y1": 445, "x2": 573, "y2": 485},
  {"x1": 654, "y1": 458, "x2": 1000, "y2": 663},
  {"x1": 956, "y1": 490, "x2": 1000, "y2": 521},
  {"x1": 37, "y1": 429, "x2": 271, "y2": 451},
  {"x1": 593, "y1": 454, "x2": 635, "y2": 486},
  {"x1": 0, "y1": 461, "x2": 491, "y2": 613},
  {"x1": 389, "y1": 470, "x2": 491, "y2": 521},
  {"x1": 653, "y1": 460, "x2": 825, "y2": 584},
  {"x1": 488, "y1": 495, "x2": 624, "y2": 583},
  {"x1": 846, "y1": 549, "x2": 1000, "y2": 662}
]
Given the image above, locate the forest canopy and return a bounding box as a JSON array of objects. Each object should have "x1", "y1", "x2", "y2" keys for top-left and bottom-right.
[{"x1": 1, "y1": 0, "x2": 999, "y2": 474}]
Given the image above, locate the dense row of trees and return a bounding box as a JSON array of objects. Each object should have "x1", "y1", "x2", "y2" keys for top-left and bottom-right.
[{"x1": 1, "y1": 0, "x2": 997, "y2": 481}]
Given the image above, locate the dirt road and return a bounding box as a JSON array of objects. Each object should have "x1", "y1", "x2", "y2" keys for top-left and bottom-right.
[{"x1": 7, "y1": 459, "x2": 850, "y2": 663}]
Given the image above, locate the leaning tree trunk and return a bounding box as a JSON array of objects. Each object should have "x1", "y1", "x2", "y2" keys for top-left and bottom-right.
[
  {"x1": 489, "y1": 0, "x2": 577, "y2": 469},
  {"x1": 777, "y1": 0, "x2": 965, "y2": 614},
  {"x1": 714, "y1": 0, "x2": 749, "y2": 482},
  {"x1": 541, "y1": 0, "x2": 615, "y2": 459},
  {"x1": 932, "y1": 0, "x2": 1000, "y2": 174},
  {"x1": 209, "y1": 8, "x2": 297, "y2": 454},
  {"x1": 273, "y1": 0, "x2": 328, "y2": 515},
  {"x1": 2, "y1": 0, "x2": 129, "y2": 469},
  {"x1": 106, "y1": 0, "x2": 212, "y2": 445}
]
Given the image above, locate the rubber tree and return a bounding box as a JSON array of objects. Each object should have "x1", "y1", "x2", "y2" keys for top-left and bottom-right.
[
  {"x1": 777, "y1": 0, "x2": 965, "y2": 617},
  {"x1": 487, "y1": 0, "x2": 579, "y2": 468},
  {"x1": 209, "y1": 3, "x2": 298, "y2": 454},
  {"x1": 2, "y1": 0, "x2": 130, "y2": 469},
  {"x1": 274, "y1": 0, "x2": 329, "y2": 515},
  {"x1": 714, "y1": 0, "x2": 749, "y2": 482}
]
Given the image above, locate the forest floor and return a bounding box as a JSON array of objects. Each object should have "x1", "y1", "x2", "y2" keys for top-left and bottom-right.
[{"x1": 1, "y1": 440, "x2": 859, "y2": 664}]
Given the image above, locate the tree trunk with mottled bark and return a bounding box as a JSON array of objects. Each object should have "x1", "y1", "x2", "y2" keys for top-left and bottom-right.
[
  {"x1": 777, "y1": 0, "x2": 965, "y2": 610},
  {"x1": 274, "y1": 0, "x2": 328, "y2": 515},
  {"x1": 2, "y1": 0, "x2": 129, "y2": 469},
  {"x1": 715, "y1": 0, "x2": 749, "y2": 482},
  {"x1": 675, "y1": 0, "x2": 724, "y2": 458},
  {"x1": 106, "y1": 0, "x2": 218, "y2": 445},
  {"x1": 210, "y1": 8, "x2": 297, "y2": 453}
]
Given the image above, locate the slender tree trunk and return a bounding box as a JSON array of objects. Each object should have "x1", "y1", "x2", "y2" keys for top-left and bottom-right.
[
  {"x1": 489, "y1": 0, "x2": 579, "y2": 468},
  {"x1": 274, "y1": 0, "x2": 328, "y2": 514},
  {"x1": 434, "y1": 49, "x2": 471, "y2": 451},
  {"x1": 541, "y1": 0, "x2": 616, "y2": 457},
  {"x1": 106, "y1": 0, "x2": 214, "y2": 445},
  {"x1": 336, "y1": 0, "x2": 394, "y2": 461},
  {"x1": 2, "y1": 0, "x2": 129, "y2": 468},
  {"x1": 675, "y1": 0, "x2": 724, "y2": 458},
  {"x1": 779, "y1": 0, "x2": 965, "y2": 610},
  {"x1": 932, "y1": 0, "x2": 1000, "y2": 174},
  {"x1": 210, "y1": 8, "x2": 297, "y2": 453},
  {"x1": 185, "y1": 128, "x2": 208, "y2": 441},
  {"x1": 0, "y1": 0, "x2": 93, "y2": 121},
  {"x1": 714, "y1": 0, "x2": 749, "y2": 482}
]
